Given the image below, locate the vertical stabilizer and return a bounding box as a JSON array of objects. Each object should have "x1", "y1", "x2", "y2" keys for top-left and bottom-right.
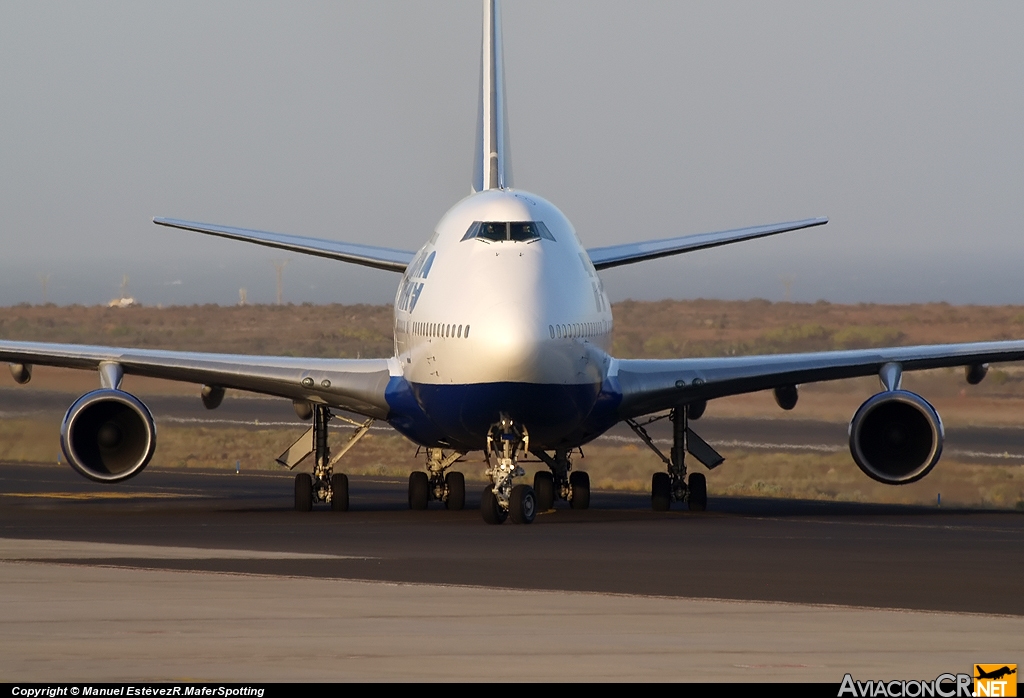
[{"x1": 473, "y1": 0, "x2": 513, "y2": 192}]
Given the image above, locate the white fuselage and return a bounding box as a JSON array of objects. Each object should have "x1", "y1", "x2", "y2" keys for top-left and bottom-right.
[{"x1": 394, "y1": 189, "x2": 613, "y2": 388}]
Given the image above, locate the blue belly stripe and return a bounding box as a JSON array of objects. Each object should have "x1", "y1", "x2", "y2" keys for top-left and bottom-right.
[{"x1": 384, "y1": 377, "x2": 622, "y2": 451}]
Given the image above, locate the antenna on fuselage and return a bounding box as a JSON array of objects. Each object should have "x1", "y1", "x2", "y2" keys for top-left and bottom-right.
[{"x1": 472, "y1": 0, "x2": 513, "y2": 193}]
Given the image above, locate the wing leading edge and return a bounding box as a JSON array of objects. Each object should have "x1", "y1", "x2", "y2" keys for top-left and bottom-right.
[
  {"x1": 614, "y1": 340, "x2": 1024, "y2": 419},
  {"x1": 0, "y1": 340, "x2": 396, "y2": 419},
  {"x1": 153, "y1": 218, "x2": 415, "y2": 273},
  {"x1": 586, "y1": 217, "x2": 828, "y2": 270}
]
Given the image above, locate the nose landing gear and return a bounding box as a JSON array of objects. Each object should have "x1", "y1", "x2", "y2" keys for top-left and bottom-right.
[{"x1": 482, "y1": 413, "x2": 536, "y2": 524}]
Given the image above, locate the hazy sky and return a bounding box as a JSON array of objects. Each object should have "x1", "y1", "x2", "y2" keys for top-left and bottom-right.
[{"x1": 2, "y1": 1, "x2": 1023, "y2": 307}]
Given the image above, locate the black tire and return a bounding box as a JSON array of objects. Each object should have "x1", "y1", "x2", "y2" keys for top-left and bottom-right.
[
  {"x1": 687, "y1": 472, "x2": 707, "y2": 512},
  {"x1": 533, "y1": 471, "x2": 555, "y2": 511},
  {"x1": 444, "y1": 471, "x2": 466, "y2": 511},
  {"x1": 509, "y1": 484, "x2": 537, "y2": 524},
  {"x1": 652, "y1": 472, "x2": 671, "y2": 511},
  {"x1": 480, "y1": 485, "x2": 507, "y2": 525},
  {"x1": 569, "y1": 471, "x2": 590, "y2": 510},
  {"x1": 408, "y1": 471, "x2": 429, "y2": 510},
  {"x1": 294, "y1": 473, "x2": 313, "y2": 512},
  {"x1": 330, "y1": 473, "x2": 349, "y2": 512}
]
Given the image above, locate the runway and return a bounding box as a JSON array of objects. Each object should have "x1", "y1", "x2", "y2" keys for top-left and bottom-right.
[{"x1": 1, "y1": 462, "x2": 1022, "y2": 680}]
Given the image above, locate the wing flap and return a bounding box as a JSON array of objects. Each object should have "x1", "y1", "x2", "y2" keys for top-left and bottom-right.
[
  {"x1": 0, "y1": 340, "x2": 396, "y2": 419},
  {"x1": 586, "y1": 218, "x2": 828, "y2": 270},
  {"x1": 153, "y1": 218, "x2": 415, "y2": 273},
  {"x1": 615, "y1": 340, "x2": 1024, "y2": 419}
]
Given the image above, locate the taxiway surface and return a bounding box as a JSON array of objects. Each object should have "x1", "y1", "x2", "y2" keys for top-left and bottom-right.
[{"x1": 1, "y1": 461, "x2": 1022, "y2": 681}]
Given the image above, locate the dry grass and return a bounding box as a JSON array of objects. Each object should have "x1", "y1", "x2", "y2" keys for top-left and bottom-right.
[
  {"x1": 6, "y1": 298, "x2": 1024, "y2": 363},
  {"x1": 0, "y1": 303, "x2": 394, "y2": 359}
]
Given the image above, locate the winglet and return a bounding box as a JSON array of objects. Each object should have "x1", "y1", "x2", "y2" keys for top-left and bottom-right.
[{"x1": 472, "y1": 0, "x2": 513, "y2": 192}]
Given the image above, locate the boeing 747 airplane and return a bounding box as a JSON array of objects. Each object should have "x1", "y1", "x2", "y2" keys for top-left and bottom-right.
[{"x1": 2, "y1": 1, "x2": 1022, "y2": 524}]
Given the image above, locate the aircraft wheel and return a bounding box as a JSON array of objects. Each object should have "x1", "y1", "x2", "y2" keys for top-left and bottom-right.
[
  {"x1": 687, "y1": 473, "x2": 707, "y2": 512},
  {"x1": 480, "y1": 485, "x2": 507, "y2": 525},
  {"x1": 444, "y1": 471, "x2": 466, "y2": 511},
  {"x1": 533, "y1": 471, "x2": 555, "y2": 511},
  {"x1": 509, "y1": 484, "x2": 537, "y2": 524},
  {"x1": 331, "y1": 473, "x2": 349, "y2": 512},
  {"x1": 294, "y1": 473, "x2": 313, "y2": 512},
  {"x1": 408, "y1": 471, "x2": 429, "y2": 510},
  {"x1": 569, "y1": 471, "x2": 590, "y2": 510},
  {"x1": 651, "y1": 472, "x2": 671, "y2": 511}
]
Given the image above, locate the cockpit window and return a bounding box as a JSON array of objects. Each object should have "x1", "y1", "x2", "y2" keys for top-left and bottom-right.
[
  {"x1": 461, "y1": 221, "x2": 555, "y2": 243},
  {"x1": 478, "y1": 222, "x2": 507, "y2": 241}
]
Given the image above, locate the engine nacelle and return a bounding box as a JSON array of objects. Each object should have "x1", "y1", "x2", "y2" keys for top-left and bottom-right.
[
  {"x1": 773, "y1": 384, "x2": 798, "y2": 411},
  {"x1": 60, "y1": 389, "x2": 157, "y2": 483},
  {"x1": 848, "y1": 390, "x2": 943, "y2": 485},
  {"x1": 686, "y1": 400, "x2": 707, "y2": 420}
]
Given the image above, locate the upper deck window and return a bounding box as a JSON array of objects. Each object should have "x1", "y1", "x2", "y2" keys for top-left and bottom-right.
[{"x1": 461, "y1": 221, "x2": 555, "y2": 243}]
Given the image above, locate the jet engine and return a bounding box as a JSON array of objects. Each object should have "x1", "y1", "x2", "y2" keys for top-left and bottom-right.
[
  {"x1": 848, "y1": 390, "x2": 943, "y2": 484},
  {"x1": 60, "y1": 389, "x2": 157, "y2": 483}
]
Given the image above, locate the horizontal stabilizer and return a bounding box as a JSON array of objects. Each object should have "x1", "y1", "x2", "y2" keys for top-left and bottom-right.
[
  {"x1": 586, "y1": 217, "x2": 827, "y2": 270},
  {"x1": 154, "y1": 218, "x2": 415, "y2": 273}
]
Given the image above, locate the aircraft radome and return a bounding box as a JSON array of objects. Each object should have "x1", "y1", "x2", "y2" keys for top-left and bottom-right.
[{"x1": 2, "y1": 1, "x2": 1022, "y2": 524}]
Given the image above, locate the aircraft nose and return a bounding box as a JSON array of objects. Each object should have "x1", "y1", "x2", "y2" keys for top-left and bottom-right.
[{"x1": 471, "y1": 301, "x2": 548, "y2": 382}]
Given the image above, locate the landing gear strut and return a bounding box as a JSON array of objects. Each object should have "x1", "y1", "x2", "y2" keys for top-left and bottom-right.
[
  {"x1": 532, "y1": 448, "x2": 590, "y2": 511},
  {"x1": 408, "y1": 448, "x2": 466, "y2": 510},
  {"x1": 481, "y1": 413, "x2": 536, "y2": 524},
  {"x1": 277, "y1": 404, "x2": 372, "y2": 512},
  {"x1": 626, "y1": 404, "x2": 722, "y2": 512}
]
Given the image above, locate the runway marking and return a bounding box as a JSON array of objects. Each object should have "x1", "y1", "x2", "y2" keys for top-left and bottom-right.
[
  {"x1": 947, "y1": 448, "x2": 1024, "y2": 460},
  {"x1": 598, "y1": 434, "x2": 1024, "y2": 460},
  {"x1": 159, "y1": 416, "x2": 393, "y2": 431},
  {"x1": 744, "y1": 515, "x2": 1024, "y2": 535},
  {"x1": 0, "y1": 537, "x2": 370, "y2": 560}
]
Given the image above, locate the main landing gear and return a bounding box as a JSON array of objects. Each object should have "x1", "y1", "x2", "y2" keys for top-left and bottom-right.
[
  {"x1": 532, "y1": 448, "x2": 590, "y2": 512},
  {"x1": 481, "y1": 413, "x2": 540, "y2": 525},
  {"x1": 408, "y1": 448, "x2": 467, "y2": 510},
  {"x1": 277, "y1": 404, "x2": 373, "y2": 512},
  {"x1": 626, "y1": 403, "x2": 723, "y2": 512}
]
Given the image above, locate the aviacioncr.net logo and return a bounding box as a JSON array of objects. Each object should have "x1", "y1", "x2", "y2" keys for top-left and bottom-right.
[
  {"x1": 838, "y1": 673, "x2": 973, "y2": 697},
  {"x1": 974, "y1": 665, "x2": 1017, "y2": 697}
]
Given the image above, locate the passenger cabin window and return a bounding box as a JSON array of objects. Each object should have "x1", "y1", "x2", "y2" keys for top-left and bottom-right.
[{"x1": 461, "y1": 221, "x2": 555, "y2": 243}]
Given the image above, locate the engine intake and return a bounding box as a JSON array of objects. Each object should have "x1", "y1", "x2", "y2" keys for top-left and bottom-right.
[
  {"x1": 848, "y1": 390, "x2": 943, "y2": 485},
  {"x1": 60, "y1": 389, "x2": 157, "y2": 483}
]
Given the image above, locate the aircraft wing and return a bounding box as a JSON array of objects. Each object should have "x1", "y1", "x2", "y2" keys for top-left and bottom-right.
[
  {"x1": 586, "y1": 218, "x2": 828, "y2": 270},
  {"x1": 615, "y1": 340, "x2": 1024, "y2": 419},
  {"x1": 0, "y1": 340, "x2": 396, "y2": 419},
  {"x1": 153, "y1": 218, "x2": 415, "y2": 273}
]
